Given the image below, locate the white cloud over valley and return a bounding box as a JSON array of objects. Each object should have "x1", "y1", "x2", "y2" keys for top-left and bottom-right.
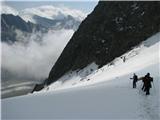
[{"x1": 2, "y1": 29, "x2": 74, "y2": 83}]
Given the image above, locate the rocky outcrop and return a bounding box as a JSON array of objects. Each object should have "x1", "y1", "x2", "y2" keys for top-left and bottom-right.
[{"x1": 31, "y1": 84, "x2": 44, "y2": 93}]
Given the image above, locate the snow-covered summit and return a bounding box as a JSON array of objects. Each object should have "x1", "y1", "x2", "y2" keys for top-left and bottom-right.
[
  {"x1": 18, "y1": 5, "x2": 86, "y2": 30},
  {"x1": 1, "y1": 4, "x2": 87, "y2": 30},
  {"x1": 19, "y1": 5, "x2": 86, "y2": 23}
]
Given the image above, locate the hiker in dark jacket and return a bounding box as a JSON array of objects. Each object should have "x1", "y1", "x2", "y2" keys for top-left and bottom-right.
[
  {"x1": 130, "y1": 73, "x2": 138, "y2": 88},
  {"x1": 142, "y1": 73, "x2": 153, "y2": 95}
]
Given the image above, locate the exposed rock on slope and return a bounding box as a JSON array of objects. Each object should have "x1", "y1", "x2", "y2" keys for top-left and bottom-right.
[{"x1": 48, "y1": 1, "x2": 160, "y2": 84}]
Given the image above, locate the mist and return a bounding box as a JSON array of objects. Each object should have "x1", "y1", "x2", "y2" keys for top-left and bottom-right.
[{"x1": 2, "y1": 29, "x2": 74, "y2": 86}]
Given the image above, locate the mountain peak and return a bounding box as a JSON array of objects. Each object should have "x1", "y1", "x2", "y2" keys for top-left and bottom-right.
[
  {"x1": 1, "y1": 4, "x2": 87, "y2": 30},
  {"x1": 19, "y1": 5, "x2": 87, "y2": 23}
]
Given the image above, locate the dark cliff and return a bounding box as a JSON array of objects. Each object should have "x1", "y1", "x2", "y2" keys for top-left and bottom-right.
[
  {"x1": 1, "y1": 14, "x2": 45, "y2": 43},
  {"x1": 48, "y1": 1, "x2": 160, "y2": 85}
]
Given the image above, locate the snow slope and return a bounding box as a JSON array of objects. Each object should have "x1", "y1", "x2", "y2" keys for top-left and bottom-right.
[{"x1": 2, "y1": 33, "x2": 160, "y2": 119}]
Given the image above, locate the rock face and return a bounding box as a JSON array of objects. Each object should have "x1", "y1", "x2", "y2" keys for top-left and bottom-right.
[{"x1": 48, "y1": 1, "x2": 160, "y2": 84}]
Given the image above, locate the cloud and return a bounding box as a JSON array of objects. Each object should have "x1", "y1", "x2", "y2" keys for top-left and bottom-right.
[
  {"x1": 1, "y1": 29, "x2": 74, "y2": 84},
  {"x1": 19, "y1": 5, "x2": 87, "y2": 24},
  {"x1": 1, "y1": 3, "x2": 18, "y2": 15},
  {"x1": 1, "y1": 4, "x2": 86, "y2": 23},
  {"x1": 21, "y1": 5, "x2": 86, "y2": 20}
]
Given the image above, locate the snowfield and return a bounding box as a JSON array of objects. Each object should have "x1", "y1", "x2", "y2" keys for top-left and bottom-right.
[{"x1": 2, "y1": 33, "x2": 160, "y2": 119}]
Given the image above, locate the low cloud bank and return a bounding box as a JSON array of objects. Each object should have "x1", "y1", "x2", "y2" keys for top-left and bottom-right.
[{"x1": 2, "y1": 29, "x2": 74, "y2": 86}]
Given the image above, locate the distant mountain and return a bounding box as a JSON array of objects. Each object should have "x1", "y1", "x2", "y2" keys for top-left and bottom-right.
[
  {"x1": 47, "y1": 1, "x2": 160, "y2": 85},
  {"x1": 19, "y1": 5, "x2": 86, "y2": 30},
  {"x1": 1, "y1": 14, "x2": 46, "y2": 43},
  {"x1": 29, "y1": 14, "x2": 81, "y2": 30},
  {"x1": 1, "y1": 5, "x2": 86, "y2": 38}
]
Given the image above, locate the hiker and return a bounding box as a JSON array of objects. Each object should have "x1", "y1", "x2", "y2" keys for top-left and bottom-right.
[
  {"x1": 141, "y1": 73, "x2": 153, "y2": 95},
  {"x1": 130, "y1": 73, "x2": 138, "y2": 88}
]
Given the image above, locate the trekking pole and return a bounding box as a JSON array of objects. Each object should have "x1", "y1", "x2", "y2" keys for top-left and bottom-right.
[
  {"x1": 138, "y1": 83, "x2": 141, "y2": 94},
  {"x1": 152, "y1": 81, "x2": 156, "y2": 93},
  {"x1": 139, "y1": 82, "x2": 143, "y2": 94}
]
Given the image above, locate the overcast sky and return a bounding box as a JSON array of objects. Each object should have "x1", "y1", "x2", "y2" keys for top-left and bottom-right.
[{"x1": 2, "y1": 0, "x2": 99, "y2": 14}]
